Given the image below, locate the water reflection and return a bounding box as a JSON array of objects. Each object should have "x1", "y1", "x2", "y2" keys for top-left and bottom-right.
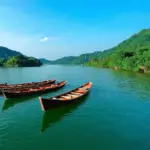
[
  {"x1": 111, "y1": 70, "x2": 150, "y2": 101},
  {"x1": 41, "y1": 95, "x2": 89, "y2": 133},
  {"x1": 112, "y1": 70, "x2": 150, "y2": 90},
  {"x1": 2, "y1": 96, "x2": 36, "y2": 111}
]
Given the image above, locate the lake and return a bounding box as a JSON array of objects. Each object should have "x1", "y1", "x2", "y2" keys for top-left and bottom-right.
[{"x1": 0, "y1": 65, "x2": 150, "y2": 150}]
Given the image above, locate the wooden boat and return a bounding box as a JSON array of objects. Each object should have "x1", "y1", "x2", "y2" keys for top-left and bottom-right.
[
  {"x1": 41, "y1": 96, "x2": 88, "y2": 133},
  {"x1": 0, "y1": 79, "x2": 56, "y2": 89},
  {"x1": 0, "y1": 79, "x2": 56, "y2": 95},
  {"x1": 2, "y1": 81, "x2": 66, "y2": 99},
  {"x1": 39, "y1": 82, "x2": 92, "y2": 111}
]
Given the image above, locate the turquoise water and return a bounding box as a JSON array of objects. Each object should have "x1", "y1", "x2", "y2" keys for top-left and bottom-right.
[{"x1": 0, "y1": 65, "x2": 150, "y2": 150}]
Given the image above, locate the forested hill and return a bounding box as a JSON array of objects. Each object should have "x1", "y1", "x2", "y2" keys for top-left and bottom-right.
[
  {"x1": 0, "y1": 46, "x2": 42, "y2": 67},
  {"x1": 0, "y1": 46, "x2": 21, "y2": 58},
  {"x1": 51, "y1": 49, "x2": 113, "y2": 65},
  {"x1": 51, "y1": 28, "x2": 150, "y2": 73},
  {"x1": 87, "y1": 28, "x2": 150, "y2": 72}
]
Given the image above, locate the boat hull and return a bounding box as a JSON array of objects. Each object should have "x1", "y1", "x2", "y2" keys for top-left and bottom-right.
[
  {"x1": 40, "y1": 91, "x2": 89, "y2": 111},
  {"x1": 2, "y1": 81, "x2": 66, "y2": 99},
  {"x1": 0, "y1": 80, "x2": 56, "y2": 95},
  {"x1": 40, "y1": 95, "x2": 88, "y2": 133},
  {"x1": 39, "y1": 82, "x2": 92, "y2": 112}
]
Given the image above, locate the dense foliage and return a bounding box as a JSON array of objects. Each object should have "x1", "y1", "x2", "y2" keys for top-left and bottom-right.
[
  {"x1": 4, "y1": 55, "x2": 42, "y2": 67},
  {"x1": 0, "y1": 46, "x2": 42, "y2": 67},
  {"x1": 86, "y1": 29, "x2": 150, "y2": 73},
  {"x1": 0, "y1": 58, "x2": 5, "y2": 66}
]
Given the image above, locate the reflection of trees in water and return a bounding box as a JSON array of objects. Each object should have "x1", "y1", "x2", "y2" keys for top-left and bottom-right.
[
  {"x1": 111, "y1": 70, "x2": 150, "y2": 100},
  {"x1": 41, "y1": 95, "x2": 88, "y2": 133}
]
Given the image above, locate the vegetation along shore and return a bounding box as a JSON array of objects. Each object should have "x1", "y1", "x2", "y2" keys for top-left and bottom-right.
[{"x1": 0, "y1": 46, "x2": 42, "y2": 67}]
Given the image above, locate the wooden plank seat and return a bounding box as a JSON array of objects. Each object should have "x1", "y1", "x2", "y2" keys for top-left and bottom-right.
[
  {"x1": 75, "y1": 89, "x2": 87, "y2": 93},
  {"x1": 61, "y1": 95, "x2": 71, "y2": 99},
  {"x1": 67, "y1": 94, "x2": 78, "y2": 98},
  {"x1": 71, "y1": 92, "x2": 82, "y2": 95}
]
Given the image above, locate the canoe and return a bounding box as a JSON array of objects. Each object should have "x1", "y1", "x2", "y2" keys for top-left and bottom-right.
[
  {"x1": 39, "y1": 82, "x2": 92, "y2": 111},
  {"x1": 0, "y1": 79, "x2": 56, "y2": 95},
  {"x1": 2, "y1": 81, "x2": 66, "y2": 99},
  {"x1": 41, "y1": 96, "x2": 88, "y2": 133},
  {"x1": 0, "y1": 79, "x2": 56, "y2": 89}
]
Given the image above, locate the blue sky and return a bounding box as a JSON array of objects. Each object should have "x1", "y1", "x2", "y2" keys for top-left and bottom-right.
[{"x1": 0, "y1": 0, "x2": 150, "y2": 60}]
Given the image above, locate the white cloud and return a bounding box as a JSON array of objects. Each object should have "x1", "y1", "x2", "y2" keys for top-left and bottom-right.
[{"x1": 40, "y1": 37, "x2": 49, "y2": 42}]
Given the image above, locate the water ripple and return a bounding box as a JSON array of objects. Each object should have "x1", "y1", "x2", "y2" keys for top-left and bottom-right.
[{"x1": 0, "y1": 67, "x2": 150, "y2": 150}]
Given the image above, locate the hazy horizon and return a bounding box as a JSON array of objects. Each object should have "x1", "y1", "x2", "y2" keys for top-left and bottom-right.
[{"x1": 0, "y1": 0, "x2": 150, "y2": 60}]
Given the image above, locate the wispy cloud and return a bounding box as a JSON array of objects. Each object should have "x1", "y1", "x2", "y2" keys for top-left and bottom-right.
[{"x1": 40, "y1": 37, "x2": 49, "y2": 42}]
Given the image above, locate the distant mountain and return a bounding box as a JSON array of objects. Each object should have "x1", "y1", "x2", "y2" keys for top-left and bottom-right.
[
  {"x1": 51, "y1": 56, "x2": 77, "y2": 64},
  {"x1": 0, "y1": 46, "x2": 21, "y2": 59},
  {"x1": 0, "y1": 46, "x2": 42, "y2": 67},
  {"x1": 50, "y1": 28, "x2": 150, "y2": 73},
  {"x1": 51, "y1": 49, "x2": 113, "y2": 65},
  {"x1": 39, "y1": 58, "x2": 52, "y2": 64}
]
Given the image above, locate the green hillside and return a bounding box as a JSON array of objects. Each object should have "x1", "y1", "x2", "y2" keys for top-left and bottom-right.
[
  {"x1": 0, "y1": 46, "x2": 21, "y2": 59},
  {"x1": 0, "y1": 46, "x2": 42, "y2": 67},
  {"x1": 4, "y1": 55, "x2": 42, "y2": 67},
  {"x1": 51, "y1": 49, "x2": 112, "y2": 65},
  {"x1": 87, "y1": 29, "x2": 150, "y2": 72},
  {"x1": 51, "y1": 28, "x2": 150, "y2": 73}
]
